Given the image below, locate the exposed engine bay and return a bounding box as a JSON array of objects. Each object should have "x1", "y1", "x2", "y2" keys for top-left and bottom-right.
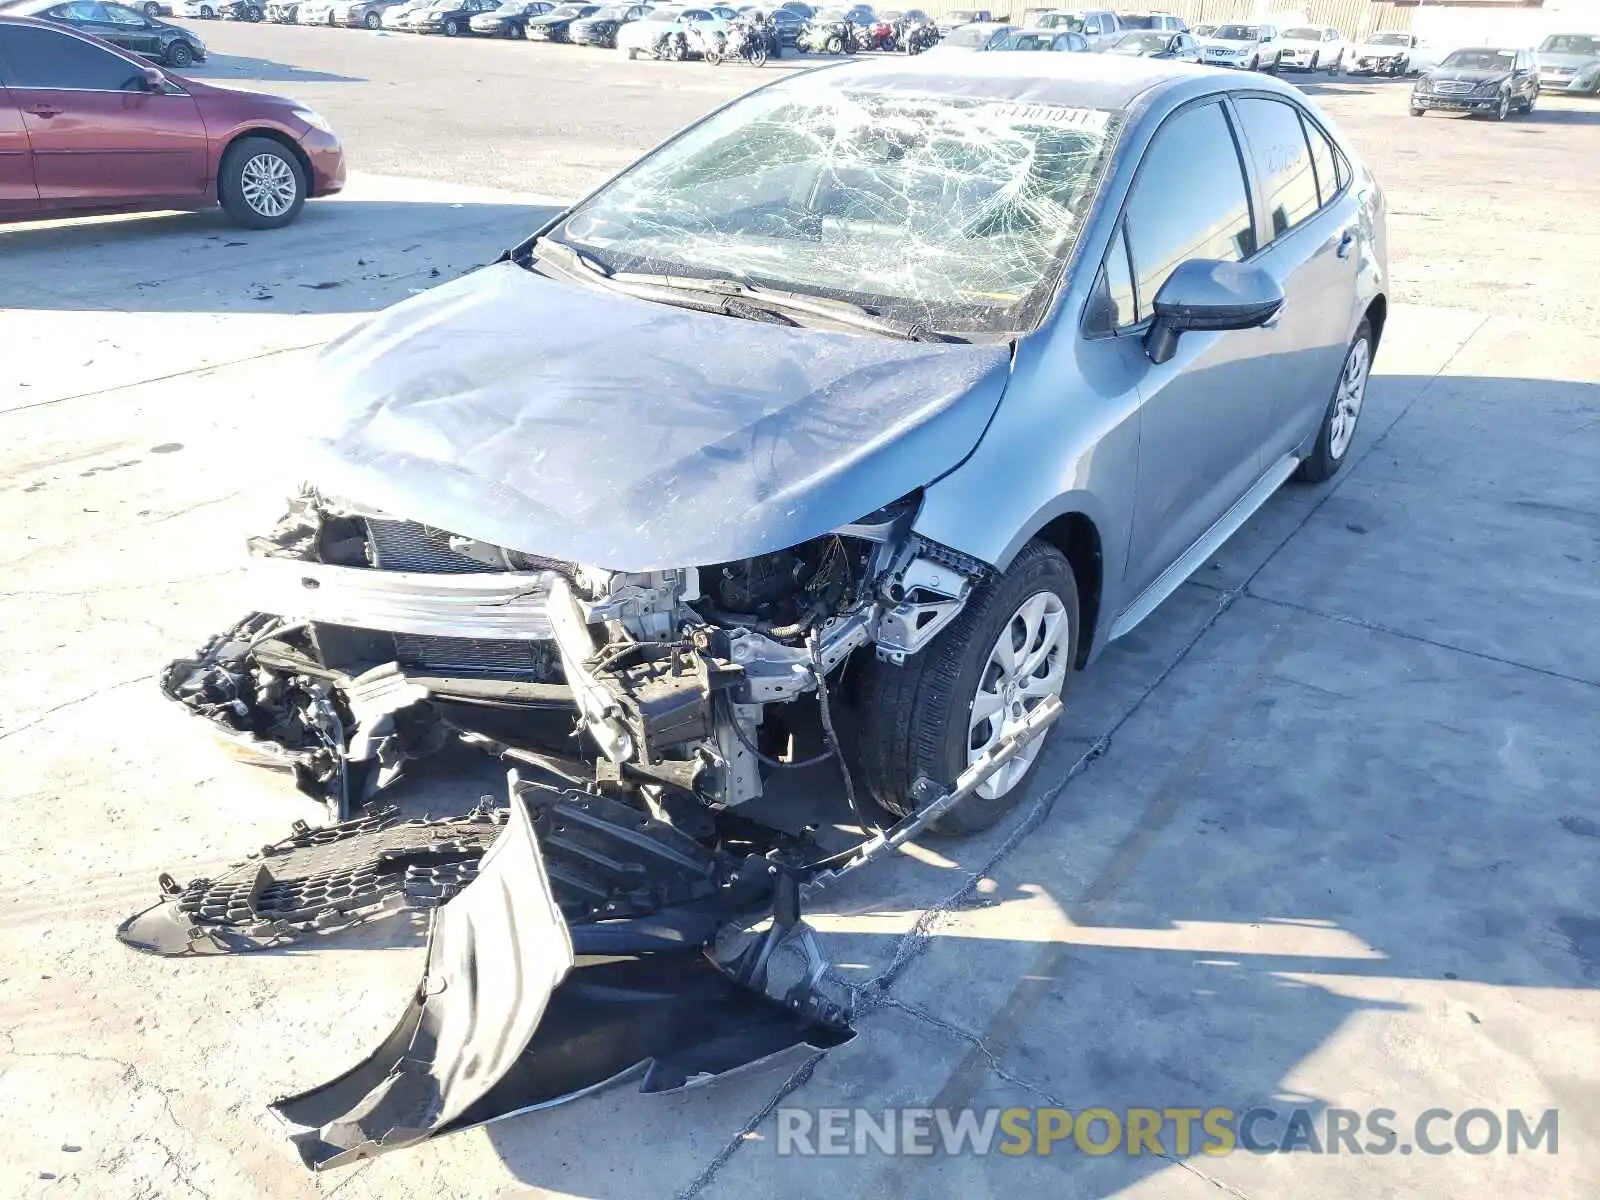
[
  {"x1": 163, "y1": 488, "x2": 989, "y2": 820},
  {"x1": 141, "y1": 487, "x2": 1062, "y2": 1168}
]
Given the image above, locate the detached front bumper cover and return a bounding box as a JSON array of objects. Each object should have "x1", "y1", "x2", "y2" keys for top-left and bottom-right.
[{"x1": 270, "y1": 773, "x2": 852, "y2": 1170}]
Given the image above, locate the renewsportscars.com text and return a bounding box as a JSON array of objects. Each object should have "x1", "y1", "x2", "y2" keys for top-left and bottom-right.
[{"x1": 775, "y1": 1106, "x2": 1559, "y2": 1158}]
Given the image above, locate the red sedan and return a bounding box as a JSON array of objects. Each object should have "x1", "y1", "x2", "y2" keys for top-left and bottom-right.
[{"x1": 0, "y1": 15, "x2": 345, "y2": 227}]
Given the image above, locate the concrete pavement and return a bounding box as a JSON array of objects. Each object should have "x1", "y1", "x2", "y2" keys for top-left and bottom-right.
[{"x1": 1, "y1": 50, "x2": 1598, "y2": 1200}]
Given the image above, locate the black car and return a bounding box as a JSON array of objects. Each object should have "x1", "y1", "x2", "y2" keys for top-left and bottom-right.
[
  {"x1": 739, "y1": 4, "x2": 802, "y2": 43},
  {"x1": 568, "y1": 2, "x2": 645, "y2": 46},
  {"x1": 467, "y1": 0, "x2": 548, "y2": 35},
  {"x1": 1411, "y1": 46, "x2": 1540, "y2": 119},
  {"x1": 4, "y1": 0, "x2": 203, "y2": 63},
  {"x1": 523, "y1": 0, "x2": 595, "y2": 38},
  {"x1": 413, "y1": 0, "x2": 496, "y2": 33}
]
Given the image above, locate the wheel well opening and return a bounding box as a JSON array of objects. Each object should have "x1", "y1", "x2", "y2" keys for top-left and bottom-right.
[
  {"x1": 1364, "y1": 294, "x2": 1387, "y2": 351},
  {"x1": 1034, "y1": 513, "x2": 1102, "y2": 669},
  {"x1": 219, "y1": 130, "x2": 312, "y2": 204}
]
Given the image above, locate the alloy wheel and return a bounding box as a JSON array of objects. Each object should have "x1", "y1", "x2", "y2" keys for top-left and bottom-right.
[
  {"x1": 1327, "y1": 337, "x2": 1370, "y2": 459},
  {"x1": 240, "y1": 153, "x2": 298, "y2": 219},
  {"x1": 967, "y1": 591, "x2": 1071, "y2": 801}
]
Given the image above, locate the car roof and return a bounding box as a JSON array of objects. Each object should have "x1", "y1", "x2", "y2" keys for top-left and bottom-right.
[{"x1": 817, "y1": 46, "x2": 1246, "y2": 110}]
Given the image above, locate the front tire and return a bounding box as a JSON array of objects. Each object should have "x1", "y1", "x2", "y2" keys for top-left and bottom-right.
[
  {"x1": 1491, "y1": 92, "x2": 1510, "y2": 120},
  {"x1": 1521, "y1": 88, "x2": 1537, "y2": 113},
  {"x1": 443, "y1": 17, "x2": 458, "y2": 34},
  {"x1": 1409, "y1": 105, "x2": 1425, "y2": 116},
  {"x1": 142, "y1": 0, "x2": 161, "y2": 15},
  {"x1": 219, "y1": 136, "x2": 306, "y2": 230},
  {"x1": 364, "y1": 10, "x2": 380, "y2": 27},
  {"x1": 165, "y1": 39, "x2": 194, "y2": 66},
  {"x1": 1295, "y1": 319, "x2": 1372, "y2": 483},
  {"x1": 855, "y1": 542, "x2": 1079, "y2": 835}
]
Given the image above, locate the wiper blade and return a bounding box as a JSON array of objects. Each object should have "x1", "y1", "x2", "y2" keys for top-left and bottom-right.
[
  {"x1": 610, "y1": 269, "x2": 963, "y2": 343},
  {"x1": 529, "y1": 239, "x2": 961, "y2": 343}
]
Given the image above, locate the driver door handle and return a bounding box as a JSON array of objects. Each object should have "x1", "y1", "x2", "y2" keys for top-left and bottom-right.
[
  {"x1": 1336, "y1": 229, "x2": 1356, "y2": 259},
  {"x1": 25, "y1": 106, "x2": 61, "y2": 119}
]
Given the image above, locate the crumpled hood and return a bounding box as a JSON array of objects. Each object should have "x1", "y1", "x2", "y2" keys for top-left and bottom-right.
[{"x1": 296, "y1": 262, "x2": 1011, "y2": 571}]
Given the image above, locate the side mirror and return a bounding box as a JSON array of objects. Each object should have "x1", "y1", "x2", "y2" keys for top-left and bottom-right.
[
  {"x1": 1143, "y1": 259, "x2": 1284, "y2": 365},
  {"x1": 141, "y1": 66, "x2": 168, "y2": 91}
]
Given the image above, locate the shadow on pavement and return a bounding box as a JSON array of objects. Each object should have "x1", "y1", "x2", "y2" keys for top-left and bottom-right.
[
  {"x1": 184, "y1": 49, "x2": 364, "y2": 83},
  {"x1": 0, "y1": 198, "x2": 562, "y2": 315}
]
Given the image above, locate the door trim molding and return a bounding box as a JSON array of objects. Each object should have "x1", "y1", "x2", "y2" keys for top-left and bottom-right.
[{"x1": 1109, "y1": 451, "x2": 1300, "y2": 642}]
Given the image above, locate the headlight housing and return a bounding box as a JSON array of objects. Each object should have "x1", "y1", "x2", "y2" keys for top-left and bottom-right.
[
  {"x1": 1414, "y1": 78, "x2": 1431, "y2": 94},
  {"x1": 1473, "y1": 79, "x2": 1505, "y2": 96},
  {"x1": 293, "y1": 107, "x2": 334, "y2": 134}
]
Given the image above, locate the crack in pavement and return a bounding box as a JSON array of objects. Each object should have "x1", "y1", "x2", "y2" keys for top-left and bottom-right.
[
  {"x1": 676, "y1": 1052, "x2": 828, "y2": 1200},
  {"x1": 1242, "y1": 591, "x2": 1600, "y2": 691},
  {"x1": 0, "y1": 672, "x2": 157, "y2": 745}
]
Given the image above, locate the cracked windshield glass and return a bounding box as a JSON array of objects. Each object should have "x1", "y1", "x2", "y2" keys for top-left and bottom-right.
[{"x1": 547, "y1": 79, "x2": 1123, "y2": 334}]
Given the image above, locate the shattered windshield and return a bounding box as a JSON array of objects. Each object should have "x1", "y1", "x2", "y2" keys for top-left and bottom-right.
[
  {"x1": 1213, "y1": 24, "x2": 1257, "y2": 40},
  {"x1": 547, "y1": 80, "x2": 1122, "y2": 334},
  {"x1": 1282, "y1": 26, "x2": 1319, "y2": 40}
]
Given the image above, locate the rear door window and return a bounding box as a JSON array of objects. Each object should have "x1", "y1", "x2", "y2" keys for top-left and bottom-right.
[
  {"x1": 1300, "y1": 113, "x2": 1344, "y2": 207},
  {"x1": 1232, "y1": 96, "x2": 1320, "y2": 240},
  {"x1": 0, "y1": 24, "x2": 147, "y2": 90},
  {"x1": 1123, "y1": 100, "x2": 1257, "y2": 308}
]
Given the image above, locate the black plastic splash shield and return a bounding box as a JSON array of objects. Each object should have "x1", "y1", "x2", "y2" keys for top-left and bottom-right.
[
  {"x1": 272, "y1": 771, "x2": 575, "y2": 1169},
  {"x1": 271, "y1": 771, "x2": 851, "y2": 1171}
]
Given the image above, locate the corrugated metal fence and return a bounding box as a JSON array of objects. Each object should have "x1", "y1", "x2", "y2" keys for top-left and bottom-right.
[{"x1": 918, "y1": 0, "x2": 1417, "y2": 39}]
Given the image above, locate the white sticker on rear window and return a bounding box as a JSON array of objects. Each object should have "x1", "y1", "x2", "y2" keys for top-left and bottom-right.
[{"x1": 983, "y1": 104, "x2": 1112, "y2": 131}]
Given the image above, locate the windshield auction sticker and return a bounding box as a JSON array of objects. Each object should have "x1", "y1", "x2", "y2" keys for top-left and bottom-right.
[{"x1": 983, "y1": 104, "x2": 1112, "y2": 132}]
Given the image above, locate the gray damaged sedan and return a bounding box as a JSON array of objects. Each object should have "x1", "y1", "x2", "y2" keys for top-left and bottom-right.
[{"x1": 150, "y1": 55, "x2": 1387, "y2": 1166}]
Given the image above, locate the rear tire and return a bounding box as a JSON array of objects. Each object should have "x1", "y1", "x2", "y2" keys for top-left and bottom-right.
[
  {"x1": 855, "y1": 542, "x2": 1079, "y2": 835},
  {"x1": 1295, "y1": 319, "x2": 1372, "y2": 483},
  {"x1": 825, "y1": 33, "x2": 841, "y2": 52},
  {"x1": 219, "y1": 136, "x2": 306, "y2": 230},
  {"x1": 142, "y1": 0, "x2": 160, "y2": 15}
]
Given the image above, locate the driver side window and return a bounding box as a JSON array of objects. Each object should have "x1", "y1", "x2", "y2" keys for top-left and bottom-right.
[{"x1": 1122, "y1": 101, "x2": 1256, "y2": 315}]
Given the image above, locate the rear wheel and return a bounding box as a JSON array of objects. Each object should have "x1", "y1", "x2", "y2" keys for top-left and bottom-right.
[
  {"x1": 164, "y1": 38, "x2": 193, "y2": 66},
  {"x1": 219, "y1": 136, "x2": 306, "y2": 230},
  {"x1": 142, "y1": 0, "x2": 160, "y2": 15},
  {"x1": 855, "y1": 542, "x2": 1079, "y2": 835},
  {"x1": 1295, "y1": 319, "x2": 1372, "y2": 483},
  {"x1": 824, "y1": 32, "x2": 841, "y2": 52}
]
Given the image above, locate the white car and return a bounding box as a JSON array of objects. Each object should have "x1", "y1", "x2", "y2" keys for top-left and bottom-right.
[
  {"x1": 616, "y1": 6, "x2": 726, "y2": 58},
  {"x1": 380, "y1": 0, "x2": 427, "y2": 24},
  {"x1": 1275, "y1": 24, "x2": 1346, "y2": 73},
  {"x1": 297, "y1": 0, "x2": 337, "y2": 19},
  {"x1": 172, "y1": 0, "x2": 221, "y2": 14},
  {"x1": 1345, "y1": 29, "x2": 1436, "y2": 76},
  {"x1": 1197, "y1": 21, "x2": 1280, "y2": 70}
]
